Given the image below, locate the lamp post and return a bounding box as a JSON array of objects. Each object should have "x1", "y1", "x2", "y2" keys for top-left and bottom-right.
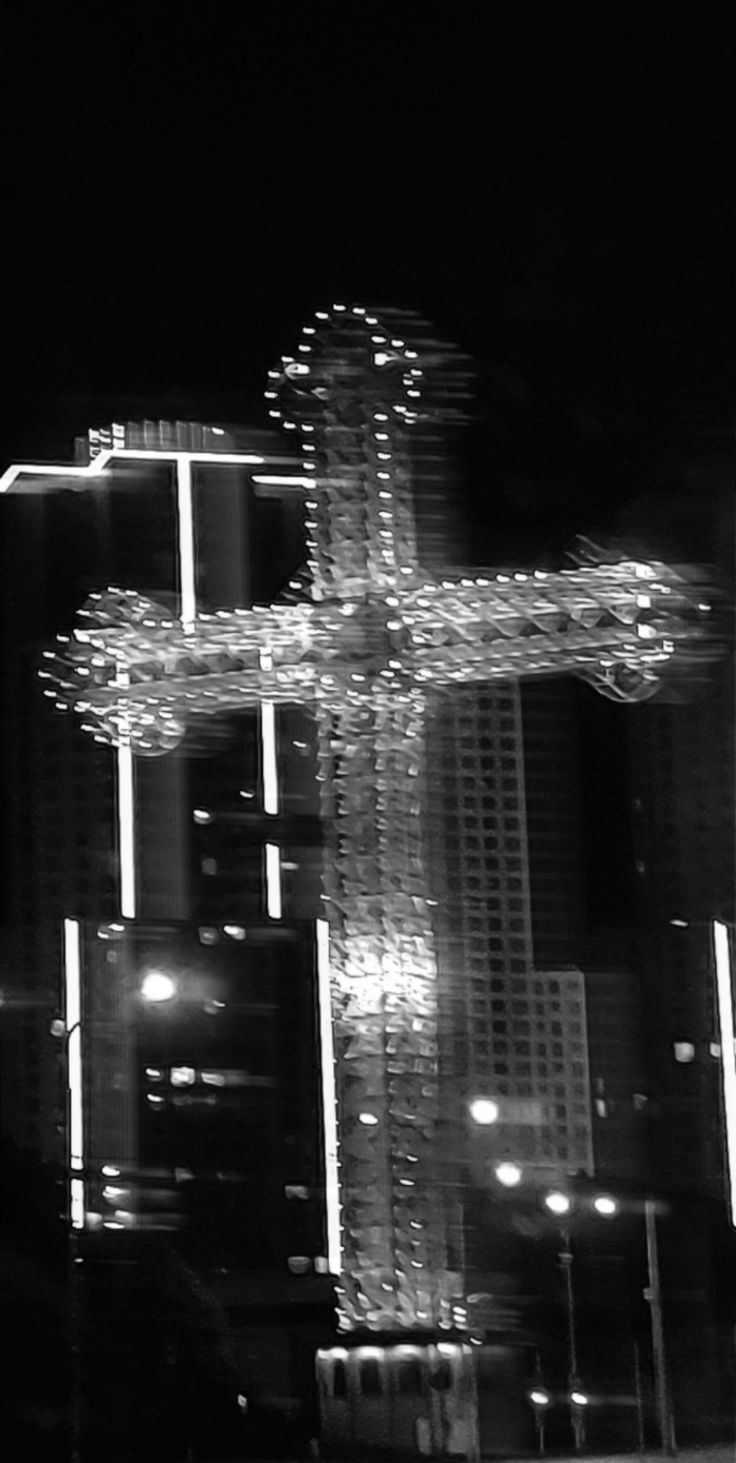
[
  {"x1": 643, "y1": 1198, "x2": 676, "y2": 1455},
  {"x1": 542, "y1": 1191, "x2": 588, "y2": 1454}
]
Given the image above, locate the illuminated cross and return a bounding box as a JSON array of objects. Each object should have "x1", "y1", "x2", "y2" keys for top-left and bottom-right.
[{"x1": 45, "y1": 305, "x2": 711, "y2": 1333}]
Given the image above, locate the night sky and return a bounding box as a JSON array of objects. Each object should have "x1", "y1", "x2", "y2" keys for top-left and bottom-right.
[{"x1": 2, "y1": 18, "x2": 731, "y2": 533}]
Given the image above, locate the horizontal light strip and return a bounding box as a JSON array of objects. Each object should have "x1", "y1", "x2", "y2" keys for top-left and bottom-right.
[
  {"x1": 251, "y1": 474, "x2": 314, "y2": 487},
  {"x1": 316, "y1": 919, "x2": 342, "y2": 1275},
  {"x1": 713, "y1": 920, "x2": 736, "y2": 1225},
  {"x1": 0, "y1": 447, "x2": 270, "y2": 494},
  {"x1": 265, "y1": 843, "x2": 282, "y2": 920},
  {"x1": 64, "y1": 918, "x2": 85, "y2": 1229},
  {"x1": 261, "y1": 701, "x2": 278, "y2": 814}
]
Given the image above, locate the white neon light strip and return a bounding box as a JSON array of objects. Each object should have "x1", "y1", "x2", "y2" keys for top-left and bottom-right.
[
  {"x1": 116, "y1": 666, "x2": 136, "y2": 919},
  {"x1": 64, "y1": 918, "x2": 85, "y2": 1229},
  {"x1": 265, "y1": 843, "x2": 282, "y2": 919},
  {"x1": 261, "y1": 702, "x2": 278, "y2": 814},
  {"x1": 316, "y1": 918, "x2": 342, "y2": 1274},
  {"x1": 251, "y1": 474, "x2": 314, "y2": 487},
  {"x1": 713, "y1": 920, "x2": 736, "y2": 1225},
  {"x1": 0, "y1": 447, "x2": 267, "y2": 494},
  {"x1": 176, "y1": 457, "x2": 196, "y2": 631}
]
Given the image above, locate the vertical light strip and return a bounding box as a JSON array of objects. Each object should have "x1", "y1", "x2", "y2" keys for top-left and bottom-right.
[
  {"x1": 64, "y1": 918, "x2": 85, "y2": 1229},
  {"x1": 259, "y1": 649, "x2": 279, "y2": 815},
  {"x1": 713, "y1": 920, "x2": 736, "y2": 1225},
  {"x1": 176, "y1": 456, "x2": 196, "y2": 631},
  {"x1": 316, "y1": 918, "x2": 342, "y2": 1274},
  {"x1": 265, "y1": 843, "x2": 282, "y2": 919},
  {"x1": 261, "y1": 701, "x2": 278, "y2": 814},
  {"x1": 117, "y1": 731, "x2": 136, "y2": 920}
]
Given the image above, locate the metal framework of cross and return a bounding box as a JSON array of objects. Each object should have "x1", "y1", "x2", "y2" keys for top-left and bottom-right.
[{"x1": 46, "y1": 304, "x2": 712, "y2": 1334}]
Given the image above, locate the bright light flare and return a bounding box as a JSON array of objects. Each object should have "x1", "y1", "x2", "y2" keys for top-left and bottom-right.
[
  {"x1": 494, "y1": 1161, "x2": 523, "y2": 1187},
  {"x1": 469, "y1": 1097, "x2": 499, "y2": 1126},
  {"x1": 713, "y1": 920, "x2": 736, "y2": 1225},
  {"x1": 140, "y1": 971, "x2": 177, "y2": 1003},
  {"x1": 592, "y1": 1193, "x2": 618, "y2": 1217},
  {"x1": 544, "y1": 1190, "x2": 572, "y2": 1216}
]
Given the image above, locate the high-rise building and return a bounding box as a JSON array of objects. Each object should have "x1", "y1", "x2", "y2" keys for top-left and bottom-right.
[{"x1": 624, "y1": 648, "x2": 735, "y2": 1444}]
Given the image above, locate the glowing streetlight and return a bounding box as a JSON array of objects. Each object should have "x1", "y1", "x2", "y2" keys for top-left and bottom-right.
[
  {"x1": 544, "y1": 1190, "x2": 572, "y2": 1216},
  {"x1": 592, "y1": 1193, "x2": 618, "y2": 1217},
  {"x1": 570, "y1": 1389, "x2": 589, "y2": 1408},
  {"x1": 528, "y1": 1387, "x2": 551, "y2": 1408},
  {"x1": 469, "y1": 1097, "x2": 500, "y2": 1126},
  {"x1": 494, "y1": 1161, "x2": 523, "y2": 1187},
  {"x1": 140, "y1": 971, "x2": 176, "y2": 1004}
]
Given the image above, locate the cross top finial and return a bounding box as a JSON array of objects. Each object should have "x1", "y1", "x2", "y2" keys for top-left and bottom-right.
[{"x1": 264, "y1": 305, "x2": 473, "y2": 599}]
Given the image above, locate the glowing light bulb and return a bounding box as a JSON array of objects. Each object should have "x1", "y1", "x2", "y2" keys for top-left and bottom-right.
[
  {"x1": 140, "y1": 971, "x2": 176, "y2": 1003},
  {"x1": 544, "y1": 1190, "x2": 571, "y2": 1216},
  {"x1": 469, "y1": 1097, "x2": 499, "y2": 1125}
]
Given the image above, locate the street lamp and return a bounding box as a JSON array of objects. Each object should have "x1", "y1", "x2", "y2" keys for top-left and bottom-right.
[
  {"x1": 544, "y1": 1190, "x2": 572, "y2": 1217},
  {"x1": 592, "y1": 1193, "x2": 618, "y2": 1218},
  {"x1": 469, "y1": 1097, "x2": 500, "y2": 1126},
  {"x1": 527, "y1": 1384, "x2": 552, "y2": 1453},
  {"x1": 494, "y1": 1161, "x2": 523, "y2": 1188},
  {"x1": 140, "y1": 970, "x2": 177, "y2": 1004}
]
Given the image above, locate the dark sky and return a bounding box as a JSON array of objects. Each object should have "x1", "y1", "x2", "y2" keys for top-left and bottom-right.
[{"x1": 2, "y1": 16, "x2": 731, "y2": 567}]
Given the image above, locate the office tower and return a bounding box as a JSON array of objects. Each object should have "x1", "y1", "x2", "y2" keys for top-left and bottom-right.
[
  {"x1": 625, "y1": 647, "x2": 735, "y2": 1444},
  {"x1": 427, "y1": 683, "x2": 593, "y2": 1180}
]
